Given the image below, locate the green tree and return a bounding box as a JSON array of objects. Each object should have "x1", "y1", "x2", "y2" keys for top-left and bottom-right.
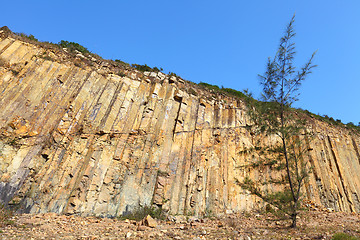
[{"x1": 241, "y1": 15, "x2": 316, "y2": 228}]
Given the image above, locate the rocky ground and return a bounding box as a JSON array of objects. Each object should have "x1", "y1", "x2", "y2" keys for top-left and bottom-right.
[{"x1": 0, "y1": 209, "x2": 359, "y2": 240}]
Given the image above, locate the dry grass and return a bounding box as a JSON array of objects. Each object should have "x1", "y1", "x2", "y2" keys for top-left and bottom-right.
[{"x1": 0, "y1": 204, "x2": 15, "y2": 227}]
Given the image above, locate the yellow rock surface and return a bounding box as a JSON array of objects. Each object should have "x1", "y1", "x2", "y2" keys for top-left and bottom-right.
[{"x1": 0, "y1": 32, "x2": 359, "y2": 217}]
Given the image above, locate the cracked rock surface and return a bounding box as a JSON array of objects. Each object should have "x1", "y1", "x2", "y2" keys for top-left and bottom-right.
[{"x1": 0, "y1": 29, "x2": 360, "y2": 217}]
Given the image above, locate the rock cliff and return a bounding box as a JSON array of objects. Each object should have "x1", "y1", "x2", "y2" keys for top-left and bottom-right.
[{"x1": 0, "y1": 28, "x2": 359, "y2": 217}]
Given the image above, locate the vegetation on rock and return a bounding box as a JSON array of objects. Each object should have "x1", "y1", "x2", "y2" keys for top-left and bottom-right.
[
  {"x1": 58, "y1": 40, "x2": 90, "y2": 54},
  {"x1": 120, "y1": 206, "x2": 167, "y2": 221},
  {"x1": 130, "y1": 63, "x2": 163, "y2": 72},
  {"x1": 332, "y1": 233, "x2": 360, "y2": 240},
  {"x1": 0, "y1": 204, "x2": 15, "y2": 227}
]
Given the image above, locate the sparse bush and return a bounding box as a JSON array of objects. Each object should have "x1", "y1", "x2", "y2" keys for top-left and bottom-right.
[
  {"x1": 347, "y1": 122, "x2": 355, "y2": 127},
  {"x1": 189, "y1": 88, "x2": 198, "y2": 96},
  {"x1": 15, "y1": 32, "x2": 38, "y2": 42},
  {"x1": 131, "y1": 63, "x2": 163, "y2": 72},
  {"x1": 221, "y1": 87, "x2": 247, "y2": 99},
  {"x1": 116, "y1": 71, "x2": 126, "y2": 77},
  {"x1": 115, "y1": 59, "x2": 130, "y2": 68},
  {"x1": 39, "y1": 54, "x2": 54, "y2": 61},
  {"x1": 197, "y1": 81, "x2": 254, "y2": 104},
  {"x1": 0, "y1": 204, "x2": 15, "y2": 227},
  {"x1": 203, "y1": 208, "x2": 214, "y2": 218},
  {"x1": 346, "y1": 122, "x2": 360, "y2": 131},
  {"x1": 120, "y1": 205, "x2": 166, "y2": 221},
  {"x1": 198, "y1": 82, "x2": 221, "y2": 91},
  {"x1": 58, "y1": 40, "x2": 90, "y2": 54},
  {"x1": 168, "y1": 72, "x2": 180, "y2": 78}
]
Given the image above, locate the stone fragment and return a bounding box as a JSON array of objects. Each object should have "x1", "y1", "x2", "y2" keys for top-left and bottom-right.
[
  {"x1": 225, "y1": 209, "x2": 233, "y2": 214},
  {"x1": 187, "y1": 216, "x2": 199, "y2": 223},
  {"x1": 143, "y1": 215, "x2": 157, "y2": 228},
  {"x1": 157, "y1": 72, "x2": 166, "y2": 80},
  {"x1": 171, "y1": 215, "x2": 187, "y2": 224},
  {"x1": 125, "y1": 232, "x2": 132, "y2": 238},
  {"x1": 137, "y1": 225, "x2": 147, "y2": 231}
]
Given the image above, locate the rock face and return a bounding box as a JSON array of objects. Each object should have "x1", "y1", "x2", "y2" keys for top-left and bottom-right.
[{"x1": 0, "y1": 30, "x2": 360, "y2": 217}]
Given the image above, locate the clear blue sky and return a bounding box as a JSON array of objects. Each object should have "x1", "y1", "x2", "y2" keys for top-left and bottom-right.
[{"x1": 1, "y1": 1, "x2": 359, "y2": 124}]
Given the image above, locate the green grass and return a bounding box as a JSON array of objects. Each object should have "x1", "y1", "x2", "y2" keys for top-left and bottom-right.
[{"x1": 332, "y1": 232, "x2": 360, "y2": 240}]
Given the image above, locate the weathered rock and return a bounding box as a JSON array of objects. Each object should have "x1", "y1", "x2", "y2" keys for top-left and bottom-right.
[
  {"x1": 143, "y1": 215, "x2": 157, "y2": 228},
  {"x1": 137, "y1": 225, "x2": 147, "y2": 231},
  {"x1": 0, "y1": 31, "x2": 359, "y2": 219},
  {"x1": 125, "y1": 231, "x2": 132, "y2": 238}
]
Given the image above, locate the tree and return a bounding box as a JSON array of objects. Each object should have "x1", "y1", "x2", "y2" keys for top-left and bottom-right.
[{"x1": 241, "y1": 15, "x2": 316, "y2": 228}]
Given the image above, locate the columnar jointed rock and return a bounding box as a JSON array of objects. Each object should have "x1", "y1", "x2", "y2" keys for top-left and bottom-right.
[{"x1": 0, "y1": 33, "x2": 359, "y2": 217}]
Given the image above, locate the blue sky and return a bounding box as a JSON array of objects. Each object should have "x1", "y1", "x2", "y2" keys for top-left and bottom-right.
[{"x1": 1, "y1": 1, "x2": 359, "y2": 124}]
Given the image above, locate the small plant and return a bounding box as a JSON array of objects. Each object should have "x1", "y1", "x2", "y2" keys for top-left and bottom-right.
[
  {"x1": 7, "y1": 137, "x2": 20, "y2": 147},
  {"x1": 157, "y1": 169, "x2": 169, "y2": 177},
  {"x1": 0, "y1": 204, "x2": 15, "y2": 227},
  {"x1": 331, "y1": 233, "x2": 360, "y2": 240},
  {"x1": 204, "y1": 208, "x2": 214, "y2": 218},
  {"x1": 120, "y1": 205, "x2": 166, "y2": 221}
]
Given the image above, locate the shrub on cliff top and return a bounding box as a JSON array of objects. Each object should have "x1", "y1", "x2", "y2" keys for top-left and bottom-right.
[
  {"x1": 131, "y1": 63, "x2": 163, "y2": 73},
  {"x1": 58, "y1": 40, "x2": 90, "y2": 54},
  {"x1": 15, "y1": 32, "x2": 38, "y2": 42}
]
